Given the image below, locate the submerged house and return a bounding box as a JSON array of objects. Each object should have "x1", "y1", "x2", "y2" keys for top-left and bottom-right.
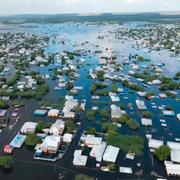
[
  {"x1": 63, "y1": 98, "x2": 78, "y2": 118},
  {"x1": 81, "y1": 135, "x2": 102, "y2": 148},
  {"x1": 73, "y1": 150, "x2": 87, "y2": 166},
  {"x1": 148, "y1": 139, "x2": 164, "y2": 149},
  {"x1": 48, "y1": 109, "x2": 59, "y2": 117},
  {"x1": 136, "y1": 100, "x2": 147, "y2": 110},
  {"x1": 165, "y1": 161, "x2": 180, "y2": 177},
  {"x1": 41, "y1": 135, "x2": 61, "y2": 154},
  {"x1": 21, "y1": 122, "x2": 38, "y2": 134},
  {"x1": 49, "y1": 119, "x2": 65, "y2": 135},
  {"x1": 103, "y1": 145, "x2": 120, "y2": 163},
  {"x1": 90, "y1": 142, "x2": 107, "y2": 162},
  {"x1": 111, "y1": 104, "x2": 123, "y2": 119}
]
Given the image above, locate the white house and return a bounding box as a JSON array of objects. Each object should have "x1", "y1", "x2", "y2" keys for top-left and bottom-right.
[
  {"x1": 41, "y1": 135, "x2": 61, "y2": 154},
  {"x1": 21, "y1": 122, "x2": 38, "y2": 134}
]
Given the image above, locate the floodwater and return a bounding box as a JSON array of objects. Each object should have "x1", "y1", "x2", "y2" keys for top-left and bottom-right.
[{"x1": 0, "y1": 22, "x2": 180, "y2": 180}]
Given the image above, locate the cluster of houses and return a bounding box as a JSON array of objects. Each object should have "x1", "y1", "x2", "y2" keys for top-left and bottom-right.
[
  {"x1": 73, "y1": 134, "x2": 120, "y2": 168},
  {"x1": 5, "y1": 119, "x2": 74, "y2": 161},
  {"x1": 148, "y1": 138, "x2": 180, "y2": 176},
  {"x1": 73, "y1": 134, "x2": 137, "y2": 174},
  {"x1": 34, "y1": 96, "x2": 84, "y2": 119}
]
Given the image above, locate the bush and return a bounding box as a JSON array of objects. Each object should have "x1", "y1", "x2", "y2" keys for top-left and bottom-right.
[
  {"x1": 102, "y1": 122, "x2": 118, "y2": 133},
  {"x1": 99, "y1": 108, "x2": 109, "y2": 118},
  {"x1": 66, "y1": 81, "x2": 73, "y2": 90},
  {"x1": 108, "y1": 163, "x2": 116, "y2": 171},
  {"x1": 111, "y1": 82, "x2": 118, "y2": 93},
  {"x1": 35, "y1": 83, "x2": 49, "y2": 100},
  {"x1": 65, "y1": 120, "x2": 74, "y2": 133},
  {"x1": 154, "y1": 145, "x2": 170, "y2": 161},
  {"x1": 25, "y1": 133, "x2": 39, "y2": 147},
  {"x1": 96, "y1": 70, "x2": 105, "y2": 81},
  {"x1": 36, "y1": 121, "x2": 46, "y2": 132},
  {"x1": 126, "y1": 119, "x2": 140, "y2": 130},
  {"x1": 0, "y1": 155, "x2": 13, "y2": 169},
  {"x1": 86, "y1": 110, "x2": 96, "y2": 121},
  {"x1": 86, "y1": 127, "x2": 96, "y2": 135},
  {"x1": 142, "y1": 111, "x2": 152, "y2": 118},
  {"x1": 0, "y1": 100, "x2": 9, "y2": 109},
  {"x1": 112, "y1": 114, "x2": 129, "y2": 124}
]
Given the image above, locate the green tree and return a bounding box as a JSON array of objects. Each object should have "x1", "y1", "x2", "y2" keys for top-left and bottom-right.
[
  {"x1": 25, "y1": 133, "x2": 39, "y2": 147},
  {"x1": 65, "y1": 120, "x2": 74, "y2": 133},
  {"x1": 108, "y1": 163, "x2": 116, "y2": 171},
  {"x1": 36, "y1": 121, "x2": 45, "y2": 132},
  {"x1": 0, "y1": 155, "x2": 13, "y2": 169},
  {"x1": 66, "y1": 81, "x2": 73, "y2": 90},
  {"x1": 86, "y1": 127, "x2": 96, "y2": 135},
  {"x1": 154, "y1": 145, "x2": 170, "y2": 161},
  {"x1": 0, "y1": 100, "x2": 8, "y2": 109},
  {"x1": 86, "y1": 110, "x2": 96, "y2": 121}
]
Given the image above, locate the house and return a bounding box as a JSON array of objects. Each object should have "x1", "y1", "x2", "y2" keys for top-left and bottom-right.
[
  {"x1": 21, "y1": 122, "x2": 38, "y2": 134},
  {"x1": 136, "y1": 100, "x2": 147, "y2": 110},
  {"x1": 162, "y1": 110, "x2": 175, "y2": 117},
  {"x1": 109, "y1": 92, "x2": 120, "y2": 102},
  {"x1": 111, "y1": 104, "x2": 123, "y2": 119},
  {"x1": 63, "y1": 99, "x2": 78, "y2": 118},
  {"x1": 0, "y1": 109, "x2": 7, "y2": 117},
  {"x1": 63, "y1": 133, "x2": 73, "y2": 143},
  {"x1": 164, "y1": 161, "x2": 180, "y2": 176},
  {"x1": 119, "y1": 166, "x2": 133, "y2": 174},
  {"x1": 167, "y1": 141, "x2": 180, "y2": 150},
  {"x1": 137, "y1": 91, "x2": 146, "y2": 97},
  {"x1": 81, "y1": 135, "x2": 102, "y2": 148},
  {"x1": 49, "y1": 120, "x2": 65, "y2": 135},
  {"x1": 48, "y1": 109, "x2": 59, "y2": 117},
  {"x1": 141, "y1": 118, "x2": 152, "y2": 126},
  {"x1": 90, "y1": 142, "x2": 107, "y2": 162},
  {"x1": 170, "y1": 150, "x2": 180, "y2": 163},
  {"x1": 148, "y1": 139, "x2": 164, "y2": 149},
  {"x1": 41, "y1": 135, "x2": 61, "y2": 154},
  {"x1": 177, "y1": 114, "x2": 180, "y2": 121},
  {"x1": 73, "y1": 150, "x2": 87, "y2": 166},
  {"x1": 103, "y1": 145, "x2": 120, "y2": 163},
  {"x1": 34, "y1": 109, "x2": 48, "y2": 116}
]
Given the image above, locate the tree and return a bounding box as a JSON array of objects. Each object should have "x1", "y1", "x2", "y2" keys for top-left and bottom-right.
[
  {"x1": 25, "y1": 133, "x2": 39, "y2": 147},
  {"x1": 0, "y1": 100, "x2": 8, "y2": 109},
  {"x1": 126, "y1": 119, "x2": 140, "y2": 130},
  {"x1": 154, "y1": 145, "x2": 170, "y2": 161},
  {"x1": 86, "y1": 127, "x2": 96, "y2": 135},
  {"x1": 108, "y1": 163, "x2": 116, "y2": 171},
  {"x1": 142, "y1": 111, "x2": 152, "y2": 118},
  {"x1": 66, "y1": 81, "x2": 73, "y2": 90},
  {"x1": 99, "y1": 108, "x2": 109, "y2": 118},
  {"x1": 111, "y1": 82, "x2": 118, "y2": 93},
  {"x1": 36, "y1": 121, "x2": 45, "y2": 132},
  {"x1": 0, "y1": 155, "x2": 13, "y2": 169},
  {"x1": 86, "y1": 110, "x2": 96, "y2": 121},
  {"x1": 65, "y1": 120, "x2": 74, "y2": 133}
]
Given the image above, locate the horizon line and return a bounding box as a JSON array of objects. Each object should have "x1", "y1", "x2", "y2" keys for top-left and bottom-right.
[{"x1": 0, "y1": 11, "x2": 180, "y2": 17}]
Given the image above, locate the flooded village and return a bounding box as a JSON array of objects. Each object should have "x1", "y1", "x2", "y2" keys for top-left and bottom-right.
[{"x1": 0, "y1": 20, "x2": 180, "y2": 180}]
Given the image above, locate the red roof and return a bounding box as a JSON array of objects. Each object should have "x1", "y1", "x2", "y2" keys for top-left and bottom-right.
[{"x1": 4, "y1": 145, "x2": 13, "y2": 154}]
